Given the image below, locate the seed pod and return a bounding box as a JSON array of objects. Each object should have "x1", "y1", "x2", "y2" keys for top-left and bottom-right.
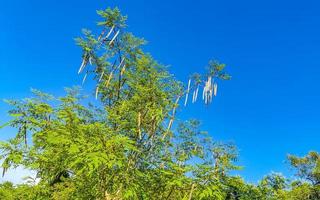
[
  {"x1": 204, "y1": 91, "x2": 208, "y2": 104},
  {"x1": 104, "y1": 25, "x2": 115, "y2": 40},
  {"x1": 117, "y1": 58, "x2": 125, "y2": 69},
  {"x1": 195, "y1": 85, "x2": 199, "y2": 102},
  {"x1": 184, "y1": 79, "x2": 191, "y2": 106},
  {"x1": 89, "y1": 56, "x2": 92, "y2": 65},
  {"x1": 105, "y1": 71, "x2": 114, "y2": 88},
  {"x1": 167, "y1": 119, "x2": 173, "y2": 131},
  {"x1": 78, "y1": 56, "x2": 87, "y2": 74},
  {"x1": 109, "y1": 30, "x2": 120, "y2": 46},
  {"x1": 82, "y1": 72, "x2": 88, "y2": 85},
  {"x1": 208, "y1": 76, "x2": 212, "y2": 86},
  {"x1": 203, "y1": 80, "x2": 208, "y2": 102},
  {"x1": 202, "y1": 85, "x2": 206, "y2": 100},
  {"x1": 204, "y1": 76, "x2": 212, "y2": 104},
  {"x1": 209, "y1": 84, "x2": 213, "y2": 103},
  {"x1": 214, "y1": 83, "x2": 218, "y2": 96},
  {"x1": 95, "y1": 86, "x2": 99, "y2": 99},
  {"x1": 98, "y1": 70, "x2": 104, "y2": 82},
  {"x1": 120, "y1": 64, "x2": 126, "y2": 76},
  {"x1": 192, "y1": 90, "x2": 196, "y2": 103},
  {"x1": 163, "y1": 95, "x2": 181, "y2": 140}
]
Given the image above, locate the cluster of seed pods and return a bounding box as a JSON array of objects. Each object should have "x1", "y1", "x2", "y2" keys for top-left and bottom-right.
[
  {"x1": 184, "y1": 76, "x2": 218, "y2": 106},
  {"x1": 77, "y1": 25, "x2": 126, "y2": 99}
]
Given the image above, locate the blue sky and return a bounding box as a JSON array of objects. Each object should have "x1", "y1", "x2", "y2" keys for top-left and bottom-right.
[{"x1": 1, "y1": 0, "x2": 320, "y2": 183}]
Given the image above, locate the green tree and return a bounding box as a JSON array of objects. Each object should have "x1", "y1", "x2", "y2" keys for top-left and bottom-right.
[
  {"x1": 0, "y1": 7, "x2": 234, "y2": 200},
  {"x1": 258, "y1": 172, "x2": 288, "y2": 200},
  {"x1": 2, "y1": 6, "x2": 320, "y2": 200},
  {"x1": 286, "y1": 152, "x2": 320, "y2": 199}
]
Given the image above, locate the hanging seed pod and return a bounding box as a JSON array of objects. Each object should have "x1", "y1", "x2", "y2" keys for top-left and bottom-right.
[
  {"x1": 89, "y1": 56, "x2": 92, "y2": 65},
  {"x1": 184, "y1": 93, "x2": 189, "y2": 106},
  {"x1": 105, "y1": 71, "x2": 114, "y2": 88},
  {"x1": 109, "y1": 30, "x2": 120, "y2": 46},
  {"x1": 205, "y1": 85, "x2": 209, "y2": 104},
  {"x1": 163, "y1": 119, "x2": 173, "y2": 140},
  {"x1": 192, "y1": 90, "x2": 196, "y2": 103},
  {"x1": 82, "y1": 72, "x2": 88, "y2": 85},
  {"x1": 173, "y1": 96, "x2": 181, "y2": 115},
  {"x1": 163, "y1": 95, "x2": 181, "y2": 140},
  {"x1": 207, "y1": 77, "x2": 212, "y2": 104},
  {"x1": 195, "y1": 85, "x2": 199, "y2": 102},
  {"x1": 120, "y1": 64, "x2": 126, "y2": 76},
  {"x1": 117, "y1": 58, "x2": 125, "y2": 69},
  {"x1": 167, "y1": 119, "x2": 173, "y2": 132},
  {"x1": 203, "y1": 77, "x2": 209, "y2": 102},
  {"x1": 78, "y1": 56, "x2": 88, "y2": 74},
  {"x1": 202, "y1": 85, "x2": 206, "y2": 100},
  {"x1": 2, "y1": 167, "x2": 7, "y2": 177},
  {"x1": 209, "y1": 84, "x2": 213, "y2": 103},
  {"x1": 208, "y1": 76, "x2": 212, "y2": 86},
  {"x1": 204, "y1": 91, "x2": 208, "y2": 104},
  {"x1": 95, "y1": 86, "x2": 99, "y2": 99},
  {"x1": 214, "y1": 83, "x2": 218, "y2": 96},
  {"x1": 98, "y1": 70, "x2": 105, "y2": 82},
  {"x1": 23, "y1": 123, "x2": 27, "y2": 146},
  {"x1": 184, "y1": 79, "x2": 191, "y2": 106},
  {"x1": 104, "y1": 25, "x2": 115, "y2": 40}
]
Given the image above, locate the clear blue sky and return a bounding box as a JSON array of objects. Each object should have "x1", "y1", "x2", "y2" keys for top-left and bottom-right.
[{"x1": 1, "y1": 0, "x2": 320, "y2": 183}]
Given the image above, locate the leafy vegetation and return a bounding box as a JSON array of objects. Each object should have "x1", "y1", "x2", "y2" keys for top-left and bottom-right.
[{"x1": 1, "y1": 7, "x2": 319, "y2": 200}]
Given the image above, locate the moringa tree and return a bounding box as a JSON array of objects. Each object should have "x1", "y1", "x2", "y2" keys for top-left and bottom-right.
[
  {"x1": 0, "y1": 7, "x2": 237, "y2": 200},
  {"x1": 1, "y1": 6, "x2": 320, "y2": 200}
]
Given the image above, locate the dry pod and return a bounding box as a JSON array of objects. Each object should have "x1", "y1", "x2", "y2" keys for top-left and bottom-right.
[
  {"x1": 214, "y1": 83, "x2": 218, "y2": 96},
  {"x1": 184, "y1": 79, "x2": 191, "y2": 106},
  {"x1": 109, "y1": 30, "x2": 120, "y2": 46},
  {"x1": 98, "y1": 70, "x2": 105, "y2": 82},
  {"x1": 105, "y1": 72, "x2": 114, "y2": 88},
  {"x1": 120, "y1": 65, "x2": 126, "y2": 76},
  {"x1": 95, "y1": 86, "x2": 99, "y2": 99},
  {"x1": 82, "y1": 72, "x2": 88, "y2": 85},
  {"x1": 105, "y1": 25, "x2": 115, "y2": 40},
  {"x1": 78, "y1": 56, "x2": 88, "y2": 74}
]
